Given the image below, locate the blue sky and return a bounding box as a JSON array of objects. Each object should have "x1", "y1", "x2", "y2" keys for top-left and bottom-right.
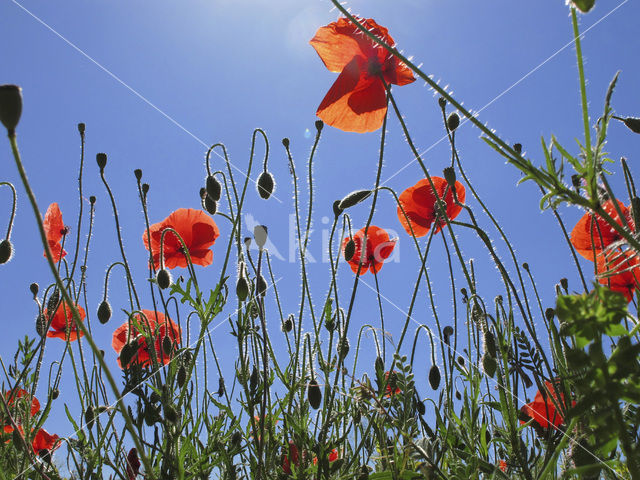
[{"x1": 1, "y1": 0, "x2": 639, "y2": 466}]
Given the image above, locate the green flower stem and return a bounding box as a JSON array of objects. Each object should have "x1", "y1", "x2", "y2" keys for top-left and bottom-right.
[{"x1": 7, "y1": 133, "x2": 155, "y2": 478}]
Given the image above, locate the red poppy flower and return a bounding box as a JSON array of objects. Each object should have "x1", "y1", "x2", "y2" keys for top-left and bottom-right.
[
  {"x1": 112, "y1": 310, "x2": 181, "y2": 369},
  {"x1": 143, "y1": 208, "x2": 219, "y2": 269},
  {"x1": 31, "y1": 428, "x2": 60, "y2": 454},
  {"x1": 282, "y1": 441, "x2": 300, "y2": 475},
  {"x1": 310, "y1": 17, "x2": 415, "y2": 133},
  {"x1": 499, "y1": 460, "x2": 507, "y2": 473},
  {"x1": 397, "y1": 177, "x2": 465, "y2": 237},
  {"x1": 570, "y1": 200, "x2": 633, "y2": 262},
  {"x1": 313, "y1": 448, "x2": 339, "y2": 465},
  {"x1": 342, "y1": 226, "x2": 396, "y2": 275},
  {"x1": 43, "y1": 203, "x2": 67, "y2": 260},
  {"x1": 126, "y1": 448, "x2": 141, "y2": 480},
  {"x1": 520, "y1": 380, "x2": 573, "y2": 429},
  {"x1": 5, "y1": 389, "x2": 40, "y2": 417},
  {"x1": 384, "y1": 371, "x2": 401, "y2": 397},
  {"x1": 45, "y1": 302, "x2": 86, "y2": 341},
  {"x1": 596, "y1": 250, "x2": 640, "y2": 302}
]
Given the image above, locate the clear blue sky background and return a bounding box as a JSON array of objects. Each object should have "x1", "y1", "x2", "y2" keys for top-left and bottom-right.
[{"x1": 1, "y1": 0, "x2": 639, "y2": 468}]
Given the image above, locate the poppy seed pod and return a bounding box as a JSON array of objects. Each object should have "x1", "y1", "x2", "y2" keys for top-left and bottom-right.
[
  {"x1": 256, "y1": 274, "x2": 267, "y2": 296},
  {"x1": 89, "y1": 196, "x2": 96, "y2": 205},
  {"x1": 206, "y1": 175, "x2": 222, "y2": 201},
  {"x1": 622, "y1": 117, "x2": 640, "y2": 134},
  {"x1": 77, "y1": 122, "x2": 85, "y2": 134},
  {"x1": 442, "y1": 325, "x2": 454, "y2": 345},
  {"x1": 253, "y1": 225, "x2": 268, "y2": 249},
  {"x1": 443, "y1": 167, "x2": 457, "y2": 190},
  {"x1": 96, "y1": 153, "x2": 107, "y2": 170},
  {"x1": 315, "y1": 120, "x2": 324, "y2": 131},
  {"x1": 142, "y1": 183, "x2": 149, "y2": 195},
  {"x1": 545, "y1": 307, "x2": 555, "y2": 322},
  {"x1": 134, "y1": 169, "x2": 142, "y2": 181},
  {"x1": 257, "y1": 171, "x2": 275, "y2": 200},
  {"x1": 157, "y1": 269, "x2": 172, "y2": 290},
  {"x1": 428, "y1": 365, "x2": 441, "y2": 390},
  {"x1": 204, "y1": 195, "x2": 217, "y2": 215},
  {"x1": 338, "y1": 190, "x2": 371, "y2": 210},
  {"x1": 0, "y1": 238, "x2": 13, "y2": 264},
  {"x1": 30, "y1": 283, "x2": 39, "y2": 297},
  {"x1": 0, "y1": 85, "x2": 22, "y2": 134},
  {"x1": 236, "y1": 277, "x2": 249, "y2": 301},
  {"x1": 560, "y1": 278, "x2": 568, "y2": 291},
  {"x1": 344, "y1": 238, "x2": 356, "y2": 262},
  {"x1": 307, "y1": 379, "x2": 322, "y2": 409},
  {"x1": 97, "y1": 300, "x2": 112, "y2": 324},
  {"x1": 446, "y1": 112, "x2": 460, "y2": 131},
  {"x1": 438, "y1": 97, "x2": 447, "y2": 109}
]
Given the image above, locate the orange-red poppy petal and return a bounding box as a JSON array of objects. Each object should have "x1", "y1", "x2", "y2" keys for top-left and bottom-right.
[
  {"x1": 596, "y1": 250, "x2": 640, "y2": 302},
  {"x1": 31, "y1": 428, "x2": 60, "y2": 453},
  {"x1": 46, "y1": 304, "x2": 86, "y2": 341},
  {"x1": 316, "y1": 57, "x2": 388, "y2": 133},
  {"x1": 570, "y1": 200, "x2": 631, "y2": 261},
  {"x1": 43, "y1": 203, "x2": 67, "y2": 260}
]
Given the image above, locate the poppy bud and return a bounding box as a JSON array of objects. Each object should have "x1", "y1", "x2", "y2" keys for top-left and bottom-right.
[
  {"x1": 253, "y1": 225, "x2": 268, "y2": 249},
  {"x1": 85, "y1": 405, "x2": 95, "y2": 429},
  {"x1": 417, "y1": 400, "x2": 426, "y2": 416},
  {"x1": 308, "y1": 379, "x2": 322, "y2": 409},
  {"x1": 282, "y1": 137, "x2": 290, "y2": 148},
  {"x1": 89, "y1": 196, "x2": 96, "y2": 205},
  {"x1": 96, "y1": 153, "x2": 107, "y2": 170},
  {"x1": 30, "y1": 282, "x2": 39, "y2": 297},
  {"x1": 256, "y1": 275, "x2": 267, "y2": 296},
  {"x1": 338, "y1": 337, "x2": 350, "y2": 359},
  {"x1": 443, "y1": 167, "x2": 457, "y2": 189},
  {"x1": 338, "y1": 190, "x2": 371, "y2": 210},
  {"x1": 157, "y1": 269, "x2": 172, "y2": 290},
  {"x1": 0, "y1": 238, "x2": 13, "y2": 264},
  {"x1": 47, "y1": 289, "x2": 60, "y2": 312},
  {"x1": 177, "y1": 365, "x2": 187, "y2": 388},
  {"x1": 97, "y1": 300, "x2": 112, "y2": 324},
  {"x1": 249, "y1": 366, "x2": 259, "y2": 394},
  {"x1": 482, "y1": 353, "x2": 497, "y2": 378},
  {"x1": 560, "y1": 278, "x2": 568, "y2": 291},
  {"x1": 36, "y1": 313, "x2": 47, "y2": 337},
  {"x1": 162, "y1": 335, "x2": 173, "y2": 356},
  {"x1": 344, "y1": 238, "x2": 356, "y2": 262},
  {"x1": 165, "y1": 405, "x2": 178, "y2": 423},
  {"x1": 282, "y1": 317, "x2": 293, "y2": 332},
  {"x1": 545, "y1": 307, "x2": 555, "y2": 322},
  {"x1": 134, "y1": 169, "x2": 142, "y2": 181},
  {"x1": 257, "y1": 171, "x2": 275, "y2": 200},
  {"x1": 236, "y1": 277, "x2": 249, "y2": 301},
  {"x1": 315, "y1": 120, "x2": 324, "y2": 131},
  {"x1": 206, "y1": 175, "x2": 222, "y2": 201},
  {"x1": 457, "y1": 356, "x2": 465, "y2": 366},
  {"x1": 428, "y1": 365, "x2": 441, "y2": 390},
  {"x1": 142, "y1": 183, "x2": 150, "y2": 195},
  {"x1": 438, "y1": 97, "x2": 447, "y2": 109},
  {"x1": 443, "y1": 325, "x2": 454, "y2": 345},
  {"x1": 77, "y1": 122, "x2": 85, "y2": 134},
  {"x1": 332, "y1": 200, "x2": 343, "y2": 219},
  {"x1": 484, "y1": 331, "x2": 497, "y2": 358},
  {"x1": 522, "y1": 262, "x2": 529, "y2": 271},
  {"x1": 571, "y1": 0, "x2": 595, "y2": 12},
  {"x1": 0, "y1": 85, "x2": 22, "y2": 134},
  {"x1": 217, "y1": 377, "x2": 225, "y2": 397},
  {"x1": 513, "y1": 143, "x2": 523, "y2": 154},
  {"x1": 622, "y1": 117, "x2": 640, "y2": 134},
  {"x1": 446, "y1": 112, "x2": 460, "y2": 131},
  {"x1": 51, "y1": 388, "x2": 59, "y2": 400},
  {"x1": 203, "y1": 195, "x2": 217, "y2": 215}
]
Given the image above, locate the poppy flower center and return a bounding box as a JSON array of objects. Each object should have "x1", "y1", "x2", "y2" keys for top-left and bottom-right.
[{"x1": 366, "y1": 57, "x2": 383, "y2": 77}]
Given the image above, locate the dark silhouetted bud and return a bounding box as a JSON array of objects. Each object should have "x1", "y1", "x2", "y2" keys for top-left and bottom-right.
[
  {"x1": 344, "y1": 238, "x2": 356, "y2": 262},
  {"x1": 446, "y1": 112, "x2": 460, "y2": 131},
  {"x1": 217, "y1": 377, "x2": 225, "y2": 397},
  {"x1": 231, "y1": 431, "x2": 242, "y2": 446},
  {"x1": 30, "y1": 283, "x2": 39, "y2": 297},
  {"x1": 282, "y1": 138, "x2": 290, "y2": 148},
  {"x1": 177, "y1": 365, "x2": 187, "y2": 388},
  {"x1": 307, "y1": 379, "x2": 322, "y2": 409},
  {"x1": 77, "y1": 123, "x2": 85, "y2": 134},
  {"x1": 162, "y1": 335, "x2": 172, "y2": 356},
  {"x1": 428, "y1": 365, "x2": 441, "y2": 390},
  {"x1": 438, "y1": 97, "x2": 446, "y2": 109},
  {"x1": 253, "y1": 225, "x2": 268, "y2": 249},
  {"x1": 142, "y1": 183, "x2": 149, "y2": 195},
  {"x1": 283, "y1": 317, "x2": 293, "y2": 332},
  {"x1": 96, "y1": 153, "x2": 107, "y2": 170},
  {"x1": 545, "y1": 307, "x2": 555, "y2": 322},
  {"x1": 89, "y1": 196, "x2": 96, "y2": 204},
  {"x1": 206, "y1": 175, "x2": 222, "y2": 201},
  {"x1": 134, "y1": 169, "x2": 142, "y2": 181},
  {"x1": 622, "y1": 117, "x2": 640, "y2": 134},
  {"x1": 249, "y1": 366, "x2": 259, "y2": 394},
  {"x1": 513, "y1": 143, "x2": 523, "y2": 154},
  {"x1": 85, "y1": 406, "x2": 95, "y2": 429},
  {"x1": 47, "y1": 289, "x2": 59, "y2": 314},
  {"x1": 257, "y1": 171, "x2": 275, "y2": 200},
  {"x1": 482, "y1": 353, "x2": 497, "y2": 378},
  {"x1": 204, "y1": 195, "x2": 217, "y2": 215},
  {"x1": 315, "y1": 120, "x2": 324, "y2": 131},
  {"x1": 332, "y1": 200, "x2": 343, "y2": 219},
  {"x1": 36, "y1": 313, "x2": 47, "y2": 337},
  {"x1": 199, "y1": 187, "x2": 207, "y2": 200},
  {"x1": 51, "y1": 389, "x2": 59, "y2": 400},
  {"x1": 338, "y1": 337, "x2": 350, "y2": 359},
  {"x1": 484, "y1": 331, "x2": 497, "y2": 358},
  {"x1": 457, "y1": 356, "x2": 465, "y2": 366},
  {"x1": 236, "y1": 277, "x2": 249, "y2": 301},
  {"x1": 443, "y1": 167, "x2": 457, "y2": 189},
  {"x1": 97, "y1": 300, "x2": 112, "y2": 324},
  {"x1": 256, "y1": 275, "x2": 267, "y2": 296},
  {"x1": 165, "y1": 405, "x2": 178, "y2": 423},
  {"x1": 455, "y1": 390, "x2": 462, "y2": 400},
  {"x1": 522, "y1": 262, "x2": 529, "y2": 271},
  {"x1": 443, "y1": 326, "x2": 454, "y2": 345},
  {"x1": 0, "y1": 85, "x2": 22, "y2": 134},
  {"x1": 0, "y1": 239, "x2": 13, "y2": 264},
  {"x1": 338, "y1": 190, "x2": 371, "y2": 210},
  {"x1": 157, "y1": 269, "x2": 172, "y2": 290},
  {"x1": 417, "y1": 400, "x2": 426, "y2": 416},
  {"x1": 560, "y1": 278, "x2": 568, "y2": 291}
]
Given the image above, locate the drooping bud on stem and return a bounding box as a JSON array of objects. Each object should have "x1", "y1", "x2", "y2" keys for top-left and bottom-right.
[
  {"x1": 307, "y1": 378, "x2": 322, "y2": 409},
  {"x1": 253, "y1": 225, "x2": 268, "y2": 250},
  {"x1": 96, "y1": 153, "x2": 107, "y2": 171},
  {"x1": 428, "y1": 365, "x2": 441, "y2": 390},
  {"x1": 0, "y1": 85, "x2": 22, "y2": 135},
  {"x1": 338, "y1": 190, "x2": 371, "y2": 210},
  {"x1": 257, "y1": 171, "x2": 275, "y2": 200},
  {"x1": 446, "y1": 112, "x2": 460, "y2": 131},
  {"x1": 344, "y1": 238, "x2": 356, "y2": 262},
  {"x1": 97, "y1": 300, "x2": 112, "y2": 324},
  {"x1": 157, "y1": 269, "x2": 172, "y2": 290},
  {"x1": 206, "y1": 175, "x2": 222, "y2": 201},
  {"x1": 0, "y1": 239, "x2": 13, "y2": 264},
  {"x1": 443, "y1": 167, "x2": 457, "y2": 190}
]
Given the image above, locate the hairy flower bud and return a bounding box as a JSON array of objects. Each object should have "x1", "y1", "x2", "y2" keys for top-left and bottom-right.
[
  {"x1": 157, "y1": 269, "x2": 172, "y2": 290},
  {"x1": 428, "y1": 365, "x2": 441, "y2": 390},
  {"x1": 338, "y1": 190, "x2": 371, "y2": 210},
  {"x1": 256, "y1": 275, "x2": 267, "y2": 296},
  {"x1": 0, "y1": 239, "x2": 13, "y2": 264},
  {"x1": 257, "y1": 171, "x2": 275, "y2": 200},
  {"x1": 0, "y1": 85, "x2": 22, "y2": 134},
  {"x1": 307, "y1": 379, "x2": 322, "y2": 409},
  {"x1": 253, "y1": 225, "x2": 268, "y2": 249},
  {"x1": 177, "y1": 364, "x2": 187, "y2": 388},
  {"x1": 204, "y1": 195, "x2": 217, "y2": 215},
  {"x1": 344, "y1": 238, "x2": 356, "y2": 262},
  {"x1": 332, "y1": 200, "x2": 343, "y2": 219},
  {"x1": 446, "y1": 112, "x2": 460, "y2": 131},
  {"x1": 134, "y1": 169, "x2": 142, "y2": 181},
  {"x1": 206, "y1": 175, "x2": 222, "y2": 201},
  {"x1": 443, "y1": 167, "x2": 457, "y2": 189},
  {"x1": 77, "y1": 122, "x2": 85, "y2": 134},
  {"x1": 622, "y1": 117, "x2": 640, "y2": 134},
  {"x1": 482, "y1": 353, "x2": 497, "y2": 378},
  {"x1": 236, "y1": 277, "x2": 249, "y2": 301},
  {"x1": 96, "y1": 153, "x2": 107, "y2": 170},
  {"x1": 97, "y1": 300, "x2": 112, "y2": 324},
  {"x1": 30, "y1": 283, "x2": 39, "y2": 297}
]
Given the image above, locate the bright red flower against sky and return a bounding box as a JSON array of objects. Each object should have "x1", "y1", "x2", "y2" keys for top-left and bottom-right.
[
  {"x1": 2, "y1": 390, "x2": 59, "y2": 454},
  {"x1": 45, "y1": 302, "x2": 86, "y2": 341},
  {"x1": 43, "y1": 202, "x2": 67, "y2": 261},
  {"x1": 520, "y1": 380, "x2": 572, "y2": 429},
  {"x1": 143, "y1": 208, "x2": 219, "y2": 269},
  {"x1": 310, "y1": 17, "x2": 415, "y2": 133},
  {"x1": 31, "y1": 428, "x2": 60, "y2": 454},
  {"x1": 397, "y1": 176, "x2": 466, "y2": 237},
  {"x1": 5, "y1": 388, "x2": 40, "y2": 418},
  {"x1": 384, "y1": 371, "x2": 401, "y2": 397},
  {"x1": 596, "y1": 250, "x2": 640, "y2": 302},
  {"x1": 570, "y1": 199, "x2": 633, "y2": 261},
  {"x1": 112, "y1": 310, "x2": 181, "y2": 369},
  {"x1": 343, "y1": 226, "x2": 396, "y2": 275}
]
